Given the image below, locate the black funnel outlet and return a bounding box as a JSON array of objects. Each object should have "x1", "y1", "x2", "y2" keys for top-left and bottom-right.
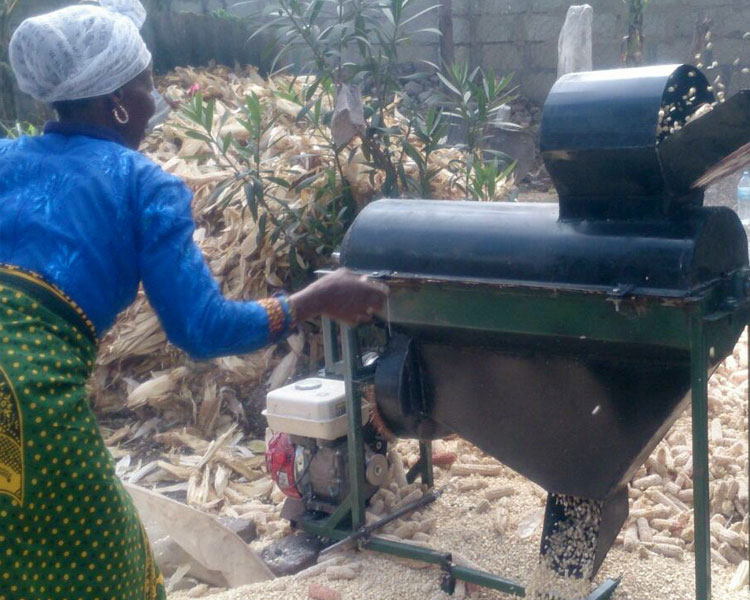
[{"x1": 540, "y1": 490, "x2": 629, "y2": 580}]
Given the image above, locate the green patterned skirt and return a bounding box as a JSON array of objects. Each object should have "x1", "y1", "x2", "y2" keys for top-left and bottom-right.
[{"x1": 0, "y1": 265, "x2": 165, "y2": 600}]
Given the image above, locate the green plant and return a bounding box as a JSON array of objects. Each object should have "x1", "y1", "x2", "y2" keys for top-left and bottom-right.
[
  {"x1": 1, "y1": 121, "x2": 38, "y2": 139},
  {"x1": 437, "y1": 62, "x2": 517, "y2": 200},
  {"x1": 401, "y1": 105, "x2": 447, "y2": 197},
  {"x1": 621, "y1": 0, "x2": 651, "y2": 66},
  {"x1": 180, "y1": 89, "x2": 355, "y2": 280},
  {"x1": 244, "y1": 0, "x2": 441, "y2": 197},
  {"x1": 210, "y1": 8, "x2": 246, "y2": 23},
  {"x1": 468, "y1": 158, "x2": 516, "y2": 203}
]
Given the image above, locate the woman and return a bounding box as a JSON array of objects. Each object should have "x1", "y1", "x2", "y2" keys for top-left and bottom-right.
[{"x1": 0, "y1": 2, "x2": 387, "y2": 599}]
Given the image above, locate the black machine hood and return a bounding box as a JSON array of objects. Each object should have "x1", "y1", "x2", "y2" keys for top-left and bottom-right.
[{"x1": 340, "y1": 199, "x2": 747, "y2": 296}]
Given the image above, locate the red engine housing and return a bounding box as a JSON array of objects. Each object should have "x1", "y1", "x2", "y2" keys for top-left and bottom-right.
[{"x1": 265, "y1": 433, "x2": 301, "y2": 499}]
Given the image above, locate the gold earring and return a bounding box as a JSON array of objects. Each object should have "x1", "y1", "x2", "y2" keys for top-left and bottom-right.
[{"x1": 113, "y1": 103, "x2": 129, "y2": 125}]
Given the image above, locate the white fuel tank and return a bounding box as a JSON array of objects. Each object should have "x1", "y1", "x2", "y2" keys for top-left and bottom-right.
[{"x1": 264, "y1": 378, "x2": 367, "y2": 440}]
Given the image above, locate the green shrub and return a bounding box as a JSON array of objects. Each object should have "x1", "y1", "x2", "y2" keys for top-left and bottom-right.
[{"x1": 180, "y1": 0, "x2": 517, "y2": 279}]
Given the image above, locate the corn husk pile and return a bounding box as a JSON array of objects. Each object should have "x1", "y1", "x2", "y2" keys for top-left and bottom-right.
[
  {"x1": 94, "y1": 65, "x2": 493, "y2": 510},
  {"x1": 147, "y1": 64, "x2": 484, "y2": 208}
]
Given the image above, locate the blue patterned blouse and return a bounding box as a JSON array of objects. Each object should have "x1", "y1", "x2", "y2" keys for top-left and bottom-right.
[{"x1": 0, "y1": 123, "x2": 292, "y2": 358}]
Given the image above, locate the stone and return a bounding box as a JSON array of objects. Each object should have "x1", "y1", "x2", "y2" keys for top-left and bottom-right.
[
  {"x1": 217, "y1": 516, "x2": 258, "y2": 544},
  {"x1": 400, "y1": 62, "x2": 417, "y2": 76},
  {"x1": 404, "y1": 81, "x2": 425, "y2": 97},
  {"x1": 557, "y1": 5, "x2": 593, "y2": 78},
  {"x1": 331, "y1": 85, "x2": 366, "y2": 149},
  {"x1": 484, "y1": 126, "x2": 537, "y2": 184},
  {"x1": 418, "y1": 90, "x2": 438, "y2": 105},
  {"x1": 260, "y1": 532, "x2": 322, "y2": 577}
]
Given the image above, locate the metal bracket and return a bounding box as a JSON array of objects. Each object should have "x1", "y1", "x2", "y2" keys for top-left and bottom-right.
[
  {"x1": 608, "y1": 283, "x2": 636, "y2": 298},
  {"x1": 440, "y1": 569, "x2": 456, "y2": 595},
  {"x1": 406, "y1": 441, "x2": 433, "y2": 486}
]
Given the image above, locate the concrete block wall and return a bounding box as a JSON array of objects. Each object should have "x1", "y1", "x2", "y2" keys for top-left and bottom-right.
[
  {"x1": 449, "y1": 0, "x2": 750, "y2": 102},
  {"x1": 216, "y1": 0, "x2": 750, "y2": 102}
]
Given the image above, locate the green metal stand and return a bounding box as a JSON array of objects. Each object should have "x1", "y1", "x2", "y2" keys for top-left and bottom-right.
[
  {"x1": 691, "y1": 314, "x2": 712, "y2": 600},
  {"x1": 342, "y1": 325, "x2": 367, "y2": 531}
]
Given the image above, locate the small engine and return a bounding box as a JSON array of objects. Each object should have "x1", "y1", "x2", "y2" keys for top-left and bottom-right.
[{"x1": 264, "y1": 378, "x2": 390, "y2": 513}]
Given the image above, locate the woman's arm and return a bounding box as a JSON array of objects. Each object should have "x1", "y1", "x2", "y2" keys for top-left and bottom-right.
[{"x1": 135, "y1": 165, "x2": 385, "y2": 359}]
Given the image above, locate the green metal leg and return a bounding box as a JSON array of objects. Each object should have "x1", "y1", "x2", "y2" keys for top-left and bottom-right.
[
  {"x1": 450, "y1": 564, "x2": 525, "y2": 597},
  {"x1": 406, "y1": 441, "x2": 434, "y2": 486},
  {"x1": 419, "y1": 441, "x2": 434, "y2": 487},
  {"x1": 367, "y1": 537, "x2": 527, "y2": 597},
  {"x1": 586, "y1": 578, "x2": 621, "y2": 600},
  {"x1": 323, "y1": 495, "x2": 352, "y2": 531},
  {"x1": 367, "y1": 537, "x2": 618, "y2": 599},
  {"x1": 690, "y1": 315, "x2": 711, "y2": 600},
  {"x1": 342, "y1": 325, "x2": 367, "y2": 530}
]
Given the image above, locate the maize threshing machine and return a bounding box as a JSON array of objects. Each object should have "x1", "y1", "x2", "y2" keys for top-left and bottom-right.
[{"x1": 265, "y1": 65, "x2": 750, "y2": 599}]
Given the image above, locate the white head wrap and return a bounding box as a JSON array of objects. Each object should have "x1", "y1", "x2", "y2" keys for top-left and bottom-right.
[
  {"x1": 9, "y1": 0, "x2": 151, "y2": 104},
  {"x1": 99, "y1": 0, "x2": 147, "y2": 29}
]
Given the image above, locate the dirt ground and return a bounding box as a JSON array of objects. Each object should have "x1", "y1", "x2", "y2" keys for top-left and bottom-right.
[{"x1": 169, "y1": 464, "x2": 748, "y2": 600}]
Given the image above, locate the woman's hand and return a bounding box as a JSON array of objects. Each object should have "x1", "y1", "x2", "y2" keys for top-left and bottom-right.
[{"x1": 289, "y1": 268, "x2": 389, "y2": 326}]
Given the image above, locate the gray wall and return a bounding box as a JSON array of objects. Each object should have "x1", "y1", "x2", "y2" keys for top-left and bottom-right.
[
  {"x1": 7, "y1": 0, "x2": 750, "y2": 116},
  {"x1": 448, "y1": 0, "x2": 750, "y2": 102},
  {"x1": 182, "y1": 0, "x2": 750, "y2": 102}
]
